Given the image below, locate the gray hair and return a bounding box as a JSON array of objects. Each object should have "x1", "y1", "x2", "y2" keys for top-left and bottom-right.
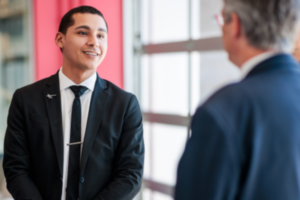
[{"x1": 224, "y1": 0, "x2": 300, "y2": 52}]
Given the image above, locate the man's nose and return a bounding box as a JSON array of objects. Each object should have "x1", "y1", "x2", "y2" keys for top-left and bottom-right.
[{"x1": 87, "y1": 35, "x2": 99, "y2": 47}]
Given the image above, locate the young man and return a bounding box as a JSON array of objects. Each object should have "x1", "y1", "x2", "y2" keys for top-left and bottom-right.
[
  {"x1": 3, "y1": 6, "x2": 144, "y2": 200},
  {"x1": 175, "y1": 0, "x2": 300, "y2": 199}
]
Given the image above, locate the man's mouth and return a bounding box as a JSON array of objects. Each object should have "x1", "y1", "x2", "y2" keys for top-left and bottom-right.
[{"x1": 83, "y1": 51, "x2": 100, "y2": 56}]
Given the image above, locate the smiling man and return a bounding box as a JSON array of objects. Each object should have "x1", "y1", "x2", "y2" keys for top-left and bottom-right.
[{"x1": 3, "y1": 6, "x2": 144, "y2": 200}]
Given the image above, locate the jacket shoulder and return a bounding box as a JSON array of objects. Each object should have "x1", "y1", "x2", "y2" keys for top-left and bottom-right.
[
  {"x1": 201, "y1": 82, "x2": 247, "y2": 110},
  {"x1": 16, "y1": 74, "x2": 56, "y2": 94},
  {"x1": 195, "y1": 82, "x2": 251, "y2": 129},
  {"x1": 103, "y1": 79, "x2": 135, "y2": 100}
]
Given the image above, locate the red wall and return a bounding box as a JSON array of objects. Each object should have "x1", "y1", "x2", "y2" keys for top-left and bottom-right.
[{"x1": 33, "y1": 0, "x2": 123, "y2": 88}]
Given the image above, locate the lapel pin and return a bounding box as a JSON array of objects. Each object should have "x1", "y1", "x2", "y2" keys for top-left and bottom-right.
[{"x1": 47, "y1": 94, "x2": 57, "y2": 99}]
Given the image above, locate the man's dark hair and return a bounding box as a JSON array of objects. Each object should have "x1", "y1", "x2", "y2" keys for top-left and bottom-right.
[{"x1": 58, "y1": 5, "x2": 108, "y2": 35}]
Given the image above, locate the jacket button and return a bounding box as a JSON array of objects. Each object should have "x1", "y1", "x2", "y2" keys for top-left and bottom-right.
[{"x1": 80, "y1": 177, "x2": 84, "y2": 183}]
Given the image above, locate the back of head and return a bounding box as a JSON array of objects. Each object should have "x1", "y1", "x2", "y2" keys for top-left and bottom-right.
[{"x1": 224, "y1": 0, "x2": 300, "y2": 52}]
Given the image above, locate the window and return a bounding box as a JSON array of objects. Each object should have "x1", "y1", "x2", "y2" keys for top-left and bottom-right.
[
  {"x1": 0, "y1": 0, "x2": 34, "y2": 154},
  {"x1": 124, "y1": 0, "x2": 241, "y2": 199}
]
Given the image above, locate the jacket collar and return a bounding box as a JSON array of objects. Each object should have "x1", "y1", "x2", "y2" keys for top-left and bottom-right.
[
  {"x1": 43, "y1": 72, "x2": 64, "y2": 176},
  {"x1": 80, "y1": 74, "x2": 109, "y2": 175},
  {"x1": 245, "y1": 53, "x2": 300, "y2": 79},
  {"x1": 240, "y1": 51, "x2": 281, "y2": 78},
  {"x1": 45, "y1": 70, "x2": 107, "y2": 90}
]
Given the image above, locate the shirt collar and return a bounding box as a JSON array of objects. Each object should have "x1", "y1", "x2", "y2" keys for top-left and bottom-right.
[
  {"x1": 240, "y1": 51, "x2": 281, "y2": 78},
  {"x1": 59, "y1": 67, "x2": 97, "y2": 92}
]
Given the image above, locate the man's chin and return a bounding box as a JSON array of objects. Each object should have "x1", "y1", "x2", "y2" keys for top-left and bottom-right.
[
  {"x1": 228, "y1": 55, "x2": 235, "y2": 66},
  {"x1": 77, "y1": 64, "x2": 99, "y2": 71},
  {"x1": 225, "y1": 50, "x2": 237, "y2": 66}
]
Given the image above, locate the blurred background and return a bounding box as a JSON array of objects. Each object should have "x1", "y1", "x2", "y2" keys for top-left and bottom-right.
[{"x1": 0, "y1": 0, "x2": 243, "y2": 199}]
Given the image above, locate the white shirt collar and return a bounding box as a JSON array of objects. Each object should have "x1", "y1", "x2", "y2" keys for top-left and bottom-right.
[
  {"x1": 59, "y1": 67, "x2": 97, "y2": 92},
  {"x1": 240, "y1": 51, "x2": 281, "y2": 78}
]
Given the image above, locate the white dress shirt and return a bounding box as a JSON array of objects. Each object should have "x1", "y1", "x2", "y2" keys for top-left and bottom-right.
[
  {"x1": 59, "y1": 68, "x2": 96, "y2": 200},
  {"x1": 240, "y1": 51, "x2": 281, "y2": 78}
]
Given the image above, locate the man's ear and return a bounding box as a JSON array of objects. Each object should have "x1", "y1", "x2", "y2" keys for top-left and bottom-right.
[
  {"x1": 231, "y1": 12, "x2": 242, "y2": 39},
  {"x1": 55, "y1": 32, "x2": 65, "y2": 50}
]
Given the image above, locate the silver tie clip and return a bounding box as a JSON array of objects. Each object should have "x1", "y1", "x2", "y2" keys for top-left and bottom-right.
[
  {"x1": 67, "y1": 141, "x2": 83, "y2": 146},
  {"x1": 47, "y1": 94, "x2": 57, "y2": 99}
]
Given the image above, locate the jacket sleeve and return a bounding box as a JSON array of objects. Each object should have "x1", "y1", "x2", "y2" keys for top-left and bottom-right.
[
  {"x1": 94, "y1": 95, "x2": 144, "y2": 200},
  {"x1": 3, "y1": 89, "x2": 43, "y2": 200},
  {"x1": 175, "y1": 106, "x2": 239, "y2": 200}
]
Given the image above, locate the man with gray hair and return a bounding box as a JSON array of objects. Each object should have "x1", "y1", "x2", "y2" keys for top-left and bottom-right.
[{"x1": 175, "y1": 0, "x2": 300, "y2": 199}]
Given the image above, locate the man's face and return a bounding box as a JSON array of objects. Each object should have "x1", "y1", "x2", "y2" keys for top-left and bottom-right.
[
  {"x1": 221, "y1": 7, "x2": 245, "y2": 66},
  {"x1": 221, "y1": 8, "x2": 231, "y2": 59},
  {"x1": 59, "y1": 13, "x2": 108, "y2": 71}
]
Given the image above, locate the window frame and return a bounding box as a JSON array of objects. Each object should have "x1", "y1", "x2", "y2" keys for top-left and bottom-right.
[{"x1": 123, "y1": 0, "x2": 224, "y2": 198}]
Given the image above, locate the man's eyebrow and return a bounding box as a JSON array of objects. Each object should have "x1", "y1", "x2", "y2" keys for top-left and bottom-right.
[
  {"x1": 98, "y1": 28, "x2": 107, "y2": 33},
  {"x1": 75, "y1": 25, "x2": 107, "y2": 33},
  {"x1": 75, "y1": 25, "x2": 90, "y2": 30}
]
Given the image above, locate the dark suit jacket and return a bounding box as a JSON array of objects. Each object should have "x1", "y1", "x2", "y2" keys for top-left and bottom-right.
[
  {"x1": 3, "y1": 72, "x2": 144, "y2": 200},
  {"x1": 175, "y1": 54, "x2": 300, "y2": 200}
]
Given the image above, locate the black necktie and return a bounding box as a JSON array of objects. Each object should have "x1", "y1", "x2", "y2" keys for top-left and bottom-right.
[{"x1": 66, "y1": 85, "x2": 88, "y2": 200}]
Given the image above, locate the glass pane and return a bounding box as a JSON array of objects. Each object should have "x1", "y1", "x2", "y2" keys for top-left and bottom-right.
[
  {"x1": 191, "y1": 0, "x2": 201, "y2": 40},
  {"x1": 141, "y1": 0, "x2": 224, "y2": 43},
  {"x1": 142, "y1": 188, "x2": 152, "y2": 200},
  {"x1": 151, "y1": 53, "x2": 189, "y2": 116},
  {"x1": 0, "y1": 0, "x2": 32, "y2": 155},
  {"x1": 142, "y1": 189, "x2": 173, "y2": 200},
  {"x1": 143, "y1": 122, "x2": 151, "y2": 178},
  {"x1": 143, "y1": 123, "x2": 187, "y2": 186},
  {"x1": 141, "y1": 55, "x2": 150, "y2": 112},
  {"x1": 141, "y1": 0, "x2": 150, "y2": 44},
  {"x1": 200, "y1": 0, "x2": 223, "y2": 38},
  {"x1": 191, "y1": 52, "x2": 201, "y2": 114},
  {"x1": 200, "y1": 51, "x2": 241, "y2": 103},
  {"x1": 145, "y1": 0, "x2": 189, "y2": 44},
  {"x1": 153, "y1": 191, "x2": 173, "y2": 200}
]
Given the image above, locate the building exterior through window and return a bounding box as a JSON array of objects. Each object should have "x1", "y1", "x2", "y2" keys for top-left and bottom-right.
[
  {"x1": 0, "y1": 0, "x2": 34, "y2": 157},
  {"x1": 124, "y1": 0, "x2": 241, "y2": 199}
]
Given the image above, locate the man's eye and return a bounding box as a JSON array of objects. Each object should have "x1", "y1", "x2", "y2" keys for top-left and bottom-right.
[
  {"x1": 79, "y1": 32, "x2": 87, "y2": 35},
  {"x1": 98, "y1": 34, "x2": 104, "y2": 38}
]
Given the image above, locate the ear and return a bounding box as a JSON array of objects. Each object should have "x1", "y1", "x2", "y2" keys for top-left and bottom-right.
[
  {"x1": 55, "y1": 32, "x2": 65, "y2": 50},
  {"x1": 231, "y1": 13, "x2": 242, "y2": 39}
]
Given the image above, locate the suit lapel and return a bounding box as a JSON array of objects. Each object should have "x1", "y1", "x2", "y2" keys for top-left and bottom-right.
[
  {"x1": 43, "y1": 73, "x2": 64, "y2": 176},
  {"x1": 80, "y1": 75, "x2": 109, "y2": 174}
]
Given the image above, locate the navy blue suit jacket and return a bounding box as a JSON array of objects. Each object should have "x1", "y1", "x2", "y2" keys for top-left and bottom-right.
[{"x1": 175, "y1": 54, "x2": 300, "y2": 200}]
